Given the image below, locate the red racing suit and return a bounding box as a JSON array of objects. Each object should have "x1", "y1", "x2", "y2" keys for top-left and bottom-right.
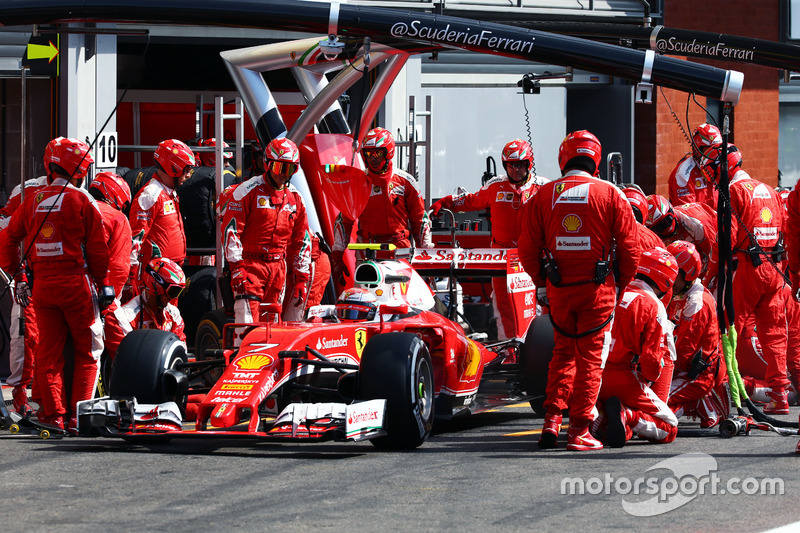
[
  {"x1": 333, "y1": 168, "x2": 432, "y2": 252},
  {"x1": 668, "y1": 279, "x2": 728, "y2": 426},
  {"x1": 667, "y1": 203, "x2": 719, "y2": 289},
  {"x1": 599, "y1": 279, "x2": 678, "y2": 444},
  {"x1": 96, "y1": 201, "x2": 132, "y2": 299},
  {"x1": 518, "y1": 169, "x2": 640, "y2": 431},
  {"x1": 104, "y1": 295, "x2": 186, "y2": 360},
  {"x1": 668, "y1": 154, "x2": 718, "y2": 209},
  {"x1": 435, "y1": 174, "x2": 548, "y2": 339},
  {"x1": 0, "y1": 178, "x2": 109, "y2": 419},
  {"x1": 636, "y1": 223, "x2": 664, "y2": 251},
  {"x1": 0, "y1": 176, "x2": 46, "y2": 395},
  {"x1": 129, "y1": 178, "x2": 186, "y2": 282},
  {"x1": 729, "y1": 170, "x2": 788, "y2": 392},
  {"x1": 786, "y1": 184, "x2": 800, "y2": 295},
  {"x1": 221, "y1": 175, "x2": 311, "y2": 323}
]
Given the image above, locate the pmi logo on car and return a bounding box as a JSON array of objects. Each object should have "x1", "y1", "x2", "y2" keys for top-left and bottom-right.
[{"x1": 234, "y1": 354, "x2": 274, "y2": 370}]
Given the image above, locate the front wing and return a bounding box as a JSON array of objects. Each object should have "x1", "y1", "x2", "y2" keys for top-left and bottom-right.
[{"x1": 75, "y1": 397, "x2": 387, "y2": 443}]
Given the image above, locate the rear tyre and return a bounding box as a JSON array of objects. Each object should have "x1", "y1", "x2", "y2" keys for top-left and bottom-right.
[
  {"x1": 194, "y1": 309, "x2": 233, "y2": 386},
  {"x1": 358, "y1": 332, "x2": 434, "y2": 450},
  {"x1": 521, "y1": 314, "x2": 555, "y2": 415},
  {"x1": 109, "y1": 330, "x2": 187, "y2": 405}
]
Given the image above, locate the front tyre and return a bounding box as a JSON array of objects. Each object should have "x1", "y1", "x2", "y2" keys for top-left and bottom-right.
[
  {"x1": 109, "y1": 329, "x2": 187, "y2": 405},
  {"x1": 358, "y1": 332, "x2": 434, "y2": 450}
]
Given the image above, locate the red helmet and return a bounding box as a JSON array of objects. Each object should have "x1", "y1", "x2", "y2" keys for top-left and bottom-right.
[
  {"x1": 502, "y1": 139, "x2": 533, "y2": 165},
  {"x1": 702, "y1": 144, "x2": 743, "y2": 181},
  {"x1": 199, "y1": 137, "x2": 232, "y2": 167},
  {"x1": 336, "y1": 287, "x2": 378, "y2": 321},
  {"x1": 558, "y1": 130, "x2": 602, "y2": 176},
  {"x1": 143, "y1": 257, "x2": 186, "y2": 302},
  {"x1": 43, "y1": 137, "x2": 94, "y2": 182},
  {"x1": 691, "y1": 123, "x2": 722, "y2": 160},
  {"x1": 645, "y1": 194, "x2": 677, "y2": 237},
  {"x1": 154, "y1": 139, "x2": 197, "y2": 178},
  {"x1": 264, "y1": 138, "x2": 300, "y2": 178},
  {"x1": 666, "y1": 240, "x2": 702, "y2": 283},
  {"x1": 637, "y1": 247, "x2": 679, "y2": 295},
  {"x1": 622, "y1": 186, "x2": 648, "y2": 224},
  {"x1": 90, "y1": 172, "x2": 132, "y2": 212},
  {"x1": 362, "y1": 127, "x2": 395, "y2": 160}
]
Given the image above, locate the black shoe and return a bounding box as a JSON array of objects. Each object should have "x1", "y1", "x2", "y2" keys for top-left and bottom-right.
[{"x1": 605, "y1": 397, "x2": 627, "y2": 448}]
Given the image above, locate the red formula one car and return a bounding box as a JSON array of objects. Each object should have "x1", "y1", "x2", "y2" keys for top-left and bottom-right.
[{"x1": 75, "y1": 243, "x2": 546, "y2": 449}]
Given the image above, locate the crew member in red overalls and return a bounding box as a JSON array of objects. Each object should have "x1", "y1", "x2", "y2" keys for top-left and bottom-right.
[
  {"x1": 0, "y1": 137, "x2": 112, "y2": 431},
  {"x1": 332, "y1": 128, "x2": 432, "y2": 282},
  {"x1": 666, "y1": 240, "x2": 729, "y2": 428},
  {"x1": 104, "y1": 257, "x2": 186, "y2": 360},
  {"x1": 519, "y1": 130, "x2": 640, "y2": 451},
  {"x1": 89, "y1": 171, "x2": 132, "y2": 300},
  {"x1": 221, "y1": 138, "x2": 311, "y2": 324},
  {"x1": 668, "y1": 123, "x2": 721, "y2": 209},
  {"x1": 129, "y1": 139, "x2": 196, "y2": 291},
  {"x1": 0, "y1": 176, "x2": 46, "y2": 415},
  {"x1": 597, "y1": 247, "x2": 679, "y2": 447},
  {"x1": 430, "y1": 139, "x2": 547, "y2": 339}
]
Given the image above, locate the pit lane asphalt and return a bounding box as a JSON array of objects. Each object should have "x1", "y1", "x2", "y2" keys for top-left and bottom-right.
[{"x1": 1, "y1": 398, "x2": 798, "y2": 533}]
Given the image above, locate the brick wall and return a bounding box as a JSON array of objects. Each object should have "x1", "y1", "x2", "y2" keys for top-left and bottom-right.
[{"x1": 635, "y1": 0, "x2": 781, "y2": 193}]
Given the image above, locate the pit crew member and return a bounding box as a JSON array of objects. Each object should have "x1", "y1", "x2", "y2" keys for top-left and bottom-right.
[
  {"x1": 104, "y1": 257, "x2": 186, "y2": 360},
  {"x1": 598, "y1": 247, "x2": 679, "y2": 447},
  {"x1": 89, "y1": 171, "x2": 133, "y2": 299},
  {"x1": 0, "y1": 176, "x2": 46, "y2": 416},
  {"x1": 221, "y1": 137, "x2": 311, "y2": 324},
  {"x1": 518, "y1": 130, "x2": 640, "y2": 451},
  {"x1": 0, "y1": 137, "x2": 112, "y2": 431},
  {"x1": 666, "y1": 240, "x2": 729, "y2": 428},
  {"x1": 332, "y1": 128, "x2": 432, "y2": 283},
  {"x1": 129, "y1": 139, "x2": 196, "y2": 289},
  {"x1": 668, "y1": 123, "x2": 721, "y2": 209},
  {"x1": 715, "y1": 145, "x2": 789, "y2": 414},
  {"x1": 430, "y1": 138, "x2": 547, "y2": 339}
]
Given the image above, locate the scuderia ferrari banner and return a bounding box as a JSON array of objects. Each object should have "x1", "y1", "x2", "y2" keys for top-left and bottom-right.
[{"x1": 650, "y1": 25, "x2": 800, "y2": 71}]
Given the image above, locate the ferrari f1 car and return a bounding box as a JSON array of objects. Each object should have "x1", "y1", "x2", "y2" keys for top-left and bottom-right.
[{"x1": 75, "y1": 242, "x2": 551, "y2": 449}]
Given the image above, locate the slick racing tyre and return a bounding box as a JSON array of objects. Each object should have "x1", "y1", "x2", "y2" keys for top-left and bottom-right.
[
  {"x1": 358, "y1": 332, "x2": 434, "y2": 450},
  {"x1": 194, "y1": 309, "x2": 233, "y2": 386},
  {"x1": 109, "y1": 329, "x2": 187, "y2": 405},
  {"x1": 521, "y1": 315, "x2": 555, "y2": 415}
]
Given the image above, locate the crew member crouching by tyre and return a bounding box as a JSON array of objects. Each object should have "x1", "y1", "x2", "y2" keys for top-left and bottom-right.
[
  {"x1": 665, "y1": 240, "x2": 729, "y2": 428},
  {"x1": 595, "y1": 247, "x2": 679, "y2": 448},
  {"x1": 104, "y1": 257, "x2": 186, "y2": 360},
  {"x1": 518, "y1": 130, "x2": 640, "y2": 451}
]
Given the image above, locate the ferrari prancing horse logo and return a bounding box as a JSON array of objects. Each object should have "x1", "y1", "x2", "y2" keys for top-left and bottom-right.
[{"x1": 355, "y1": 329, "x2": 367, "y2": 358}]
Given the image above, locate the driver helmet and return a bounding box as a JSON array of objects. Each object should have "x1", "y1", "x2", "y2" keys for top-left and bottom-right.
[
  {"x1": 143, "y1": 257, "x2": 187, "y2": 303},
  {"x1": 335, "y1": 287, "x2": 378, "y2": 322}
]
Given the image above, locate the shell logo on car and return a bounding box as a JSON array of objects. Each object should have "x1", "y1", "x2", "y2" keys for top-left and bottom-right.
[{"x1": 235, "y1": 354, "x2": 274, "y2": 370}]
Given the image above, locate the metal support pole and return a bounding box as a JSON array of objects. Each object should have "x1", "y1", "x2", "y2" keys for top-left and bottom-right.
[{"x1": 19, "y1": 65, "x2": 26, "y2": 202}]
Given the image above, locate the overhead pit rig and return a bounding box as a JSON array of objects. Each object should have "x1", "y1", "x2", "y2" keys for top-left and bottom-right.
[{"x1": 0, "y1": 0, "x2": 745, "y2": 248}]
